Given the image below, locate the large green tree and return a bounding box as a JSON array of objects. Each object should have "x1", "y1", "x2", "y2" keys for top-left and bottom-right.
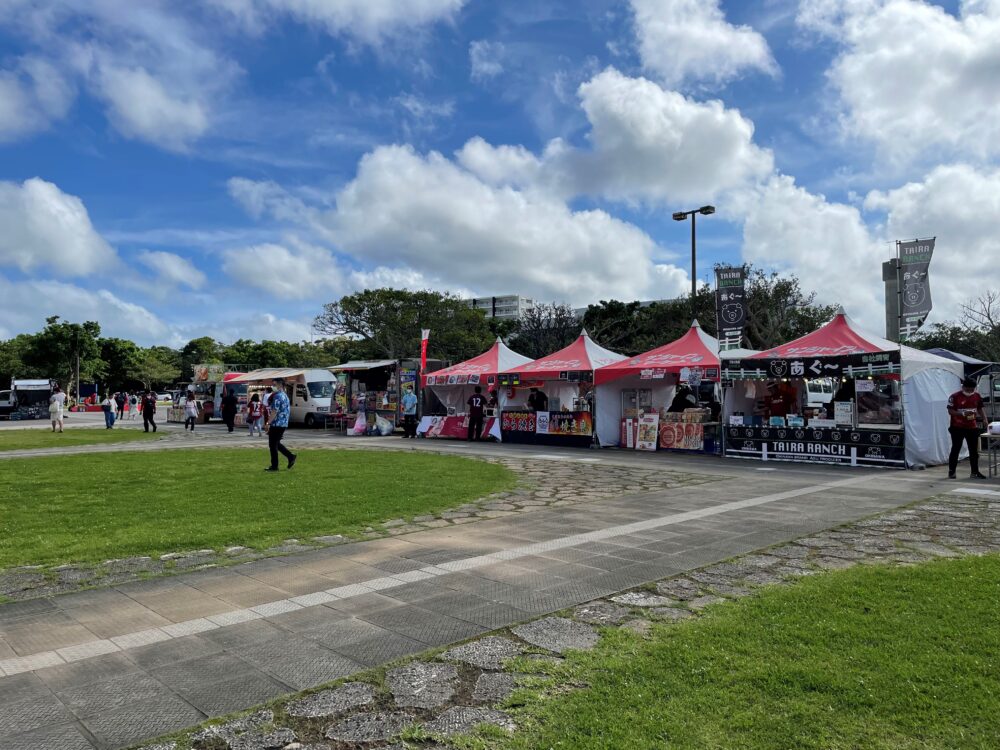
[
  {"x1": 99, "y1": 338, "x2": 141, "y2": 391},
  {"x1": 20, "y1": 317, "x2": 104, "y2": 398},
  {"x1": 314, "y1": 289, "x2": 493, "y2": 362},
  {"x1": 180, "y1": 336, "x2": 222, "y2": 380},
  {"x1": 132, "y1": 348, "x2": 182, "y2": 391}
]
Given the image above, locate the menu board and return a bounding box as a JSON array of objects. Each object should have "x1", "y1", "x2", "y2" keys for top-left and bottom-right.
[
  {"x1": 834, "y1": 401, "x2": 855, "y2": 426},
  {"x1": 637, "y1": 413, "x2": 659, "y2": 451}
]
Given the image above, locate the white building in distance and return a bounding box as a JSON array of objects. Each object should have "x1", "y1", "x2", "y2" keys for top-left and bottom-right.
[{"x1": 467, "y1": 295, "x2": 537, "y2": 320}]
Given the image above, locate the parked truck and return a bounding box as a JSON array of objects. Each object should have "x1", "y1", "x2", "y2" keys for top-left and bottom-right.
[{"x1": 0, "y1": 379, "x2": 55, "y2": 420}]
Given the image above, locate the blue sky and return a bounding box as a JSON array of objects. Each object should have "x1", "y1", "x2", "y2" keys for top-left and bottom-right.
[{"x1": 1, "y1": 0, "x2": 997, "y2": 346}]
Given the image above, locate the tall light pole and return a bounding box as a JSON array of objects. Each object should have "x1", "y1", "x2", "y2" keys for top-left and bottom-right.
[{"x1": 672, "y1": 205, "x2": 715, "y2": 319}]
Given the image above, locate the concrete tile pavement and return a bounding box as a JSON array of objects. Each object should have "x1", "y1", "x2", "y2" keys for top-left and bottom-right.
[{"x1": 0, "y1": 451, "x2": 960, "y2": 749}]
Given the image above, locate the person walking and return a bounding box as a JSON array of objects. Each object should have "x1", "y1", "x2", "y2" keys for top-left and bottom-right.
[
  {"x1": 101, "y1": 392, "x2": 116, "y2": 429},
  {"x1": 247, "y1": 392, "x2": 265, "y2": 437},
  {"x1": 467, "y1": 385, "x2": 487, "y2": 441},
  {"x1": 221, "y1": 387, "x2": 239, "y2": 433},
  {"x1": 265, "y1": 379, "x2": 296, "y2": 471},
  {"x1": 49, "y1": 384, "x2": 66, "y2": 433},
  {"x1": 122, "y1": 392, "x2": 131, "y2": 421},
  {"x1": 141, "y1": 390, "x2": 158, "y2": 433},
  {"x1": 183, "y1": 389, "x2": 199, "y2": 431},
  {"x1": 401, "y1": 385, "x2": 418, "y2": 438},
  {"x1": 115, "y1": 391, "x2": 125, "y2": 420},
  {"x1": 948, "y1": 377, "x2": 987, "y2": 479}
]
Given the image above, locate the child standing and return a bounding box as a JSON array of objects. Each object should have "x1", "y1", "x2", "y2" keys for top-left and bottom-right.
[{"x1": 247, "y1": 392, "x2": 265, "y2": 437}]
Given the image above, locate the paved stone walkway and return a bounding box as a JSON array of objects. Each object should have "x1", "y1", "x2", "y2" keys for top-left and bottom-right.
[
  {"x1": 0, "y1": 434, "x2": 990, "y2": 749},
  {"x1": 127, "y1": 483, "x2": 1000, "y2": 750}
]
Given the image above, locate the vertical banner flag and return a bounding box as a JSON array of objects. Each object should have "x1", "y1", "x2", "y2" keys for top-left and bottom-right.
[
  {"x1": 420, "y1": 329, "x2": 430, "y2": 374},
  {"x1": 898, "y1": 238, "x2": 935, "y2": 340},
  {"x1": 715, "y1": 266, "x2": 747, "y2": 350}
]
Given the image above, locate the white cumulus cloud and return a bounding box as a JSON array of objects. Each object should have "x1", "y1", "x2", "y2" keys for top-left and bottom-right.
[
  {"x1": 0, "y1": 178, "x2": 117, "y2": 276},
  {"x1": 135, "y1": 250, "x2": 207, "y2": 290},
  {"x1": 630, "y1": 0, "x2": 778, "y2": 88},
  {"x1": 221, "y1": 241, "x2": 342, "y2": 299},
  {"x1": 209, "y1": 0, "x2": 468, "y2": 45},
  {"x1": 797, "y1": 0, "x2": 1000, "y2": 164}
]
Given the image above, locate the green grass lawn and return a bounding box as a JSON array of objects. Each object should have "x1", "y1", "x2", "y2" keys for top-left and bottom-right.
[
  {"x1": 497, "y1": 555, "x2": 1000, "y2": 750},
  {"x1": 0, "y1": 427, "x2": 161, "y2": 452},
  {"x1": 0, "y1": 449, "x2": 515, "y2": 569}
]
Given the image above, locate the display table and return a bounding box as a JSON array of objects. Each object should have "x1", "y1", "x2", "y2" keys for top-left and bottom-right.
[
  {"x1": 323, "y1": 413, "x2": 352, "y2": 433},
  {"x1": 500, "y1": 410, "x2": 593, "y2": 448},
  {"x1": 417, "y1": 415, "x2": 500, "y2": 441},
  {"x1": 981, "y1": 433, "x2": 1000, "y2": 478}
]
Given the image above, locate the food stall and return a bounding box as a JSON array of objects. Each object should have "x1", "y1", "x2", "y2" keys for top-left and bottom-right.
[
  {"x1": 721, "y1": 309, "x2": 964, "y2": 468},
  {"x1": 593, "y1": 321, "x2": 722, "y2": 453},
  {"x1": 499, "y1": 330, "x2": 625, "y2": 448},
  {"x1": 420, "y1": 337, "x2": 533, "y2": 440},
  {"x1": 327, "y1": 359, "x2": 437, "y2": 435}
]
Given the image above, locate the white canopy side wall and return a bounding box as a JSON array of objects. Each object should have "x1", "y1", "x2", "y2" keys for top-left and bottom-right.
[
  {"x1": 428, "y1": 384, "x2": 477, "y2": 413},
  {"x1": 595, "y1": 375, "x2": 676, "y2": 447},
  {"x1": 903, "y1": 364, "x2": 964, "y2": 467}
]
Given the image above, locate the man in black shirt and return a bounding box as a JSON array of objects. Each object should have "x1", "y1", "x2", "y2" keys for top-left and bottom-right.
[
  {"x1": 527, "y1": 387, "x2": 548, "y2": 412},
  {"x1": 467, "y1": 386, "x2": 487, "y2": 441}
]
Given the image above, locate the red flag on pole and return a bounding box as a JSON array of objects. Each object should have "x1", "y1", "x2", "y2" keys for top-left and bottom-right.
[{"x1": 420, "y1": 329, "x2": 430, "y2": 374}]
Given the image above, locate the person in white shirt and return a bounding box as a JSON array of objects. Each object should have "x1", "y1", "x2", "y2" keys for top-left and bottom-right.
[
  {"x1": 101, "y1": 393, "x2": 116, "y2": 429},
  {"x1": 49, "y1": 385, "x2": 66, "y2": 433},
  {"x1": 183, "y1": 390, "x2": 199, "y2": 431}
]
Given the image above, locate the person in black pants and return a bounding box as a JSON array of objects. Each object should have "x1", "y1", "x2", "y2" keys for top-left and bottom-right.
[
  {"x1": 141, "y1": 391, "x2": 157, "y2": 433},
  {"x1": 947, "y1": 377, "x2": 987, "y2": 479},
  {"x1": 221, "y1": 387, "x2": 239, "y2": 433},
  {"x1": 467, "y1": 385, "x2": 487, "y2": 441},
  {"x1": 265, "y1": 379, "x2": 296, "y2": 472}
]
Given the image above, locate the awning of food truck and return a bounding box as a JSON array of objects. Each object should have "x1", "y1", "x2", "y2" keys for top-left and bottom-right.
[
  {"x1": 228, "y1": 368, "x2": 309, "y2": 383},
  {"x1": 594, "y1": 320, "x2": 719, "y2": 385},
  {"x1": 501, "y1": 330, "x2": 624, "y2": 380},
  {"x1": 327, "y1": 360, "x2": 397, "y2": 372}
]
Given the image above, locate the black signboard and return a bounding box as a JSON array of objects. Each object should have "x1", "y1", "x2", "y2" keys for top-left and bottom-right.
[
  {"x1": 497, "y1": 374, "x2": 521, "y2": 386},
  {"x1": 898, "y1": 238, "x2": 934, "y2": 341},
  {"x1": 715, "y1": 267, "x2": 747, "y2": 350},
  {"x1": 725, "y1": 425, "x2": 905, "y2": 467},
  {"x1": 721, "y1": 350, "x2": 901, "y2": 380}
]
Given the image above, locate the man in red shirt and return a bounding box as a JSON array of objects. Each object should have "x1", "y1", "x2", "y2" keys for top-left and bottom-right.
[{"x1": 947, "y1": 377, "x2": 987, "y2": 479}]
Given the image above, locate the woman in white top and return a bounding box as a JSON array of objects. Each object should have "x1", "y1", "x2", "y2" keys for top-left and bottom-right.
[
  {"x1": 183, "y1": 390, "x2": 199, "y2": 431},
  {"x1": 49, "y1": 385, "x2": 66, "y2": 433}
]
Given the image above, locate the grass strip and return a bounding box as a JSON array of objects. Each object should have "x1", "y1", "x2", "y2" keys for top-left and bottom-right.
[
  {"x1": 0, "y1": 427, "x2": 160, "y2": 452},
  {"x1": 494, "y1": 555, "x2": 1000, "y2": 750},
  {"x1": 0, "y1": 448, "x2": 515, "y2": 569}
]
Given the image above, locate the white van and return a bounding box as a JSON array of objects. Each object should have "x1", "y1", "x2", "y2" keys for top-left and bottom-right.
[
  {"x1": 289, "y1": 370, "x2": 336, "y2": 427},
  {"x1": 239, "y1": 368, "x2": 336, "y2": 427},
  {"x1": 806, "y1": 378, "x2": 836, "y2": 407}
]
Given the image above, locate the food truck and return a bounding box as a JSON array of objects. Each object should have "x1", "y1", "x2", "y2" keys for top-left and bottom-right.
[
  {"x1": 327, "y1": 359, "x2": 429, "y2": 435},
  {"x1": 721, "y1": 309, "x2": 964, "y2": 468},
  {"x1": 0, "y1": 379, "x2": 55, "y2": 420},
  {"x1": 174, "y1": 364, "x2": 247, "y2": 423}
]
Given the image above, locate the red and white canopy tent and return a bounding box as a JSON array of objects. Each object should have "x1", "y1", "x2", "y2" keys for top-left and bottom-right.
[
  {"x1": 721, "y1": 308, "x2": 964, "y2": 467},
  {"x1": 423, "y1": 337, "x2": 533, "y2": 412},
  {"x1": 499, "y1": 330, "x2": 625, "y2": 410},
  {"x1": 593, "y1": 320, "x2": 720, "y2": 447}
]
